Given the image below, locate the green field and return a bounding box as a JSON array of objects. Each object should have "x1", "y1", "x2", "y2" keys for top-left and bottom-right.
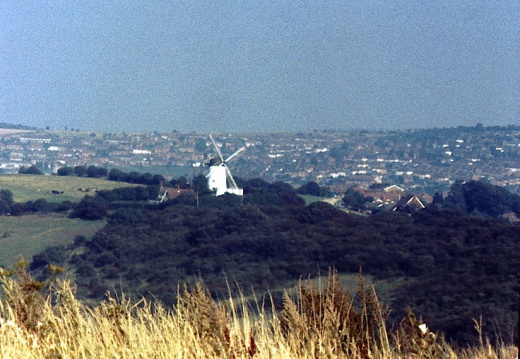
[
  {"x1": 299, "y1": 194, "x2": 342, "y2": 206},
  {"x1": 0, "y1": 213, "x2": 104, "y2": 267},
  {"x1": 0, "y1": 174, "x2": 137, "y2": 203}
]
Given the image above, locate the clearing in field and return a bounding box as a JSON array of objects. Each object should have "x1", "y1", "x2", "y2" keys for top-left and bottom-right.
[
  {"x1": 0, "y1": 213, "x2": 104, "y2": 267},
  {"x1": 0, "y1": 174, "x2": 137, "y2": 203}
]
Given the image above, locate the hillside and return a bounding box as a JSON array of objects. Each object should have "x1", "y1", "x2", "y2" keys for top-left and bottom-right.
[
  {"x1": 0, "y1": 174, "x2": 139, "y2": 265},
  {"x1": 0, "y1": 214, "x2": 104, "y2": 267},
  {"x1": 27, "y1": 179, "x2": 520, "y2": 345},
  {"x1": 0, "y1": 174, "x2": 138, "y2": 203}
]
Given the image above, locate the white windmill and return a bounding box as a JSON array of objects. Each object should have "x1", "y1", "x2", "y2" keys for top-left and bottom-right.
[{"x1": 206, "y1": 134, "x2": 245, "y2": 196}]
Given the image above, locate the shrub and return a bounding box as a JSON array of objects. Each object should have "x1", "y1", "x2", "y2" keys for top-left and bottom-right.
[
  {"x1": 280, "y1": 269, "x2": 390, "y2": 356},
  {"x1": 57, "y1": 166, "x2": 75, "y2": 176},
  {"x1": 70, "y1": 196, "x2": 107, "y2": 220},
  {"x1": 18, "y1": 165, "x2": 43, "y2": 175},
  {"x1": 0, "y1": 257, "x2": 64, "y2": 331}
]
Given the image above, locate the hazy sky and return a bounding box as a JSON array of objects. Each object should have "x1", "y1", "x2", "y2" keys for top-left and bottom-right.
[{"x1": 2, "y1": 1, "x2": 519, "y2": 133}]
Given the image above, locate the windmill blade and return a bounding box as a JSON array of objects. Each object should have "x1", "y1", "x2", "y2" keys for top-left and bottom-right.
[
  {"x1": 225, "y1": 147, "x2": 245, "y2": 163},
  {"x1": 224, "y1": 164, "x2": 239, "y2": 190},
  {"x1": 209, "y1": 133, "x2": 225, "y2": 163}
]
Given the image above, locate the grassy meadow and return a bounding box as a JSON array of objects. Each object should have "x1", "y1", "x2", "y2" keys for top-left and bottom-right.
[
  {"x1": 0, "y1": 214, "x2": 104, "y2": 267},
  {"x1": 0, "y1": 174, "x2": 126, "y2": 268},
  {"x1": 0, "y1": 174, "x2": 137, "y2": 203},
  {"x1": 299, "y1": 194, "x2": 325, "y2": 206}
]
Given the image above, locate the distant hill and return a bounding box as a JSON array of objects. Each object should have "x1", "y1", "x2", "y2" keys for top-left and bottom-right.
[
  {"x1": 0, "y1": 122, "x2": 38, "y2": 130},
  {"x1": 27, "y1": 178, "x2": 520, "y2": 346}
]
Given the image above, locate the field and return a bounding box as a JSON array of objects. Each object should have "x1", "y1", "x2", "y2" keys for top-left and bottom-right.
[
  {"x1": 0, "y1": 214, "x2": 104, "y2": 267},
  {"x1": 0, "y1": 174, "x2": 137, "y2": 203},
  {"x1": 299, "y1": 194, "x2": 343, "y2": 207},
  {"x1": 0, "y1": 175, "x2": 123, "y2": 267}
]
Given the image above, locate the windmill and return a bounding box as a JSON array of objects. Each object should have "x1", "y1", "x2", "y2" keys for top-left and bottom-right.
[{"x1": 206, "y1": 133, "x2": 245, "y2": 196}]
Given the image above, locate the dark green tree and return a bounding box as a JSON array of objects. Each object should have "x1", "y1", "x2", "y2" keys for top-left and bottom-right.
[
  {"x1": 0, "y1": 189, "x2": 14, "y2": 206},
  {"x1": 108, "y1": 168, "x2": 125, "y2": 181},
  {"x1": 57, "y1": 166, "x2": 75, "y2": 176},
  {"x1": 296, "y1": 181, "x2": 321, "y2": 196},
  {"x1": 19, "y1": 165, "x2": 43, "y2": 175},
  {"x1": 342, "y1": 188, "x2": 372, "y2": 211},
  {"x1": 171, "y1": 176, "x2": 189, "y2": 189},
  {"x1": 432, "y1": 192, "x2": 444, "y2": 205},
  {"x1": 192, "y1": 174, "x2": 211, "y2": 194},
  {"x1": 0, "y1": 199, "x2": 11, "y2": 214},
  {"x1": 74, "y1": 166, "x2": 88, "y2": 177},
  {"x1": 87, "y1": 166, "x2": 107, "y2": 178},
  {"x1": 70, "y1": 196, "x2": 107, "y2": 220}
]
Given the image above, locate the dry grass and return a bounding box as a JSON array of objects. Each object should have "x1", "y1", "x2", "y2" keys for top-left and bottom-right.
[{"x1": 0, "y1": 264, "x2": 517, "y2": 359}]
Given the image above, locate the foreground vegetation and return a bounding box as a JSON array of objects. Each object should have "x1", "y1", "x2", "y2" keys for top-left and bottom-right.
[
  {"x1": 0, "y1": 262, "x2": 517, "y2": 358},
  {"x1": 0, "y1": 173, "x2": 518, "y2": 350},
  {"x1": 25, "y1": 178, "x2": 520, "y2": 345}
]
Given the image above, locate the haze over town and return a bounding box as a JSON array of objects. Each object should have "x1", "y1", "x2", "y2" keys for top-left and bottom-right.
[{"x1": 3, "y1": 1, "x2": 519, "y2": 133}]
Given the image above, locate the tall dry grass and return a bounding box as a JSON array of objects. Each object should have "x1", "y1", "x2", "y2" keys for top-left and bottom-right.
[{"x1": 0, "y1": 262, "x2": 517, "y2": 358}]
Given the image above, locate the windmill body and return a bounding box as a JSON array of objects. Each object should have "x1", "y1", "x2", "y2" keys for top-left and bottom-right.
[
  {"x1": 206, "y1": 134, "x2": 244, "y2": 196},
  {"x1": 208, "y1": 165, "x2": 238, "y2": 196}
]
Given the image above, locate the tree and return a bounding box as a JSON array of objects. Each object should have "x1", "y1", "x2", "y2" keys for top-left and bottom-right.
[
  {"x1": 369, "y1": 183, "x2": 391, "y2": 190},
  {"x1": 108, "y1": 168, "x2": 125, "y2": 181},
  {"x1": 0, "y1": 189, "x2": 14, "y2": 206},
  {"x1": 342, "y1": 188, "x2": 372, "y2": 211},
  {"x1": 296, "y1": 181, "x2": 332, "y2": 197},
  {"x1": 151, "y1": 174, "x2": 166, "y2": 185},
  {"x1": 0, "y1": 199, "x2": 11, "y2": 214},
  {"x1": 19, "y1": 165, "x2": 43, "y2": 175},
  {"x1": 192, "y1": 174, "x2": 211, "y2": 194},
  {"x1": 171, "y1": 176, "x2": 189, "y2": 189},
  {"x1": 70, "y1": 196, "x2": 107, "y2": 220},
  {"x1": 57, "y1": 167, "x2": 75, "y2": 176},
  {"x1": 432, "y1": 192, "x2": 444, "y2": 206},
  {"x1": 87, "y1": 166, "x2": 107, "y2": 178},
  {"x1": 443, "y1": 180, "x2": 520, "y2": 217},
  {"x1": 74, "y1": 166, "x2": 88, "y2": 177},
  {"x1": 296, "y1": 181, "x2": 321, "y2": 196},
  {"x1": 28, "y1": 198, "x2": 49, "y2": 212}
]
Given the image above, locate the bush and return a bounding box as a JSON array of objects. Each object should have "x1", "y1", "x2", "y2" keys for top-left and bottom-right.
[
  {"x1": 74, "y1": 165, "x2": 88, "y2": 177},
  {"x1": 57, "y1": 166, "x2": 75, "y2": 176},
  {"x1": 18, "y1": 165, "x2": 43, "y2": 175},
  {"x1": 70, "y1": 196, "x2": 107, "y2": 220},
  {"x1": 280, "y1": 270, "x2": 390, "y2": 356},
  {"x1": 30, "y1": 245, "x2": 68, "y2": 270},
  {"x1": 87, "y1": 166, "x2": 108, "y2": 178},
  {"x1": 342, "y1": 188, "x2": 372, "y2": 211},
  {"x1": 296, "y1": 181, "x2": 330, "y2": 196},
  {"x1": 0, "y1": 189, "x2": 14, "y2": 205}
]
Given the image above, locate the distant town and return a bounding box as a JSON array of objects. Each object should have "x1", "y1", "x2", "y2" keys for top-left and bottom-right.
[{"x1": 1, "y1": 123, "x2": 519, "y2": 195}]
